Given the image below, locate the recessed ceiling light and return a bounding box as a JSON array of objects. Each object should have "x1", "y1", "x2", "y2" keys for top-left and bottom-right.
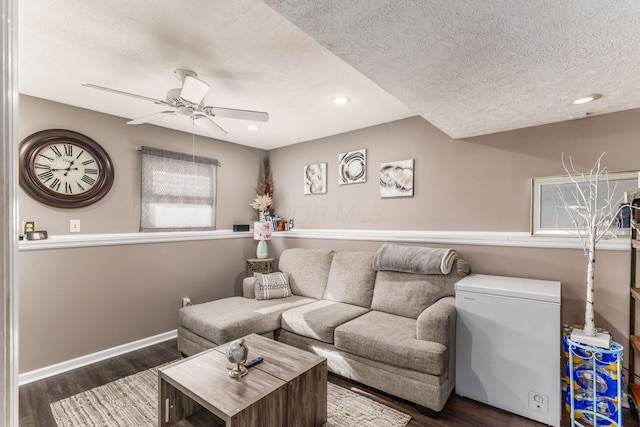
[
  {"x1": 331, "y1": 96, "x2": 350, "y2": 105},
  {"x1": 247, "y1": 124, "x2": 259, "y2": 131},
  {"x1": 572, "y1": 94, "x2": 602, "y2": 105}
]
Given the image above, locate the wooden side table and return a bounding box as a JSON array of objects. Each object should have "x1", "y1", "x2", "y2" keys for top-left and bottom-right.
[{"x1": 246, "y1": 258, "x2": 274, "y2": 276}]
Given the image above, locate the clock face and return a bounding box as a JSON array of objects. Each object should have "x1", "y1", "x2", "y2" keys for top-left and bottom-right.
[
  {"x1": 19, "y1": 129, "x2": 114, "y2": 208},
  {"x1": 33, "y1": 142, "x2": 100, "y2": 195}
]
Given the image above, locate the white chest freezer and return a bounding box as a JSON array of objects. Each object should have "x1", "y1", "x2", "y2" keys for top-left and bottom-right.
[{"x1": 455, "y1": 274, "x2": 561, "y2": 427}]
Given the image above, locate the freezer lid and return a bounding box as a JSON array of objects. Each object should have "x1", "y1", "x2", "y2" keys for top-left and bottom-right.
[{"x1": 455, "y1": 274, "x2": 561, "y2": 303}]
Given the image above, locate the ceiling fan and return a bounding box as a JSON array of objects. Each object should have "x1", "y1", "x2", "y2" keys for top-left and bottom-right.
[{"x1": 82, "y1": 69, "x2": 269, "y2": 135}]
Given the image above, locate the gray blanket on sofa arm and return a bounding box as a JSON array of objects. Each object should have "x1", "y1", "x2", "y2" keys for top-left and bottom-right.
[{"x1": 372, "y1": 243, "x2": 458, "y2": 275}]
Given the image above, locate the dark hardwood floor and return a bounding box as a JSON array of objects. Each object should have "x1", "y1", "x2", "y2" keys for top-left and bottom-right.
[{"x1": 19, "y1": 339, "x2": 639, "y2": 426}]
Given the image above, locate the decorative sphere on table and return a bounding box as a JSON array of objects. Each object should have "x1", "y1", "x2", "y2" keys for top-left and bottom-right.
[{"x1": 227, "y1": 338, "x2": 249, "y2": 378}]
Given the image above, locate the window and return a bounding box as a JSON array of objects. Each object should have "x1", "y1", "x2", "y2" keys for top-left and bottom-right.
[
  {"x1": 531, "y1": 170, "x2": 639, "y2": 236},
  {"x1": 140, "y1": 146, "x2": 219, "y2": 232}
]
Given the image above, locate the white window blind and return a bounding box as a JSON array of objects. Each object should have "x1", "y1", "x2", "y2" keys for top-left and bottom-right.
[{"x1": 140, "y1": 146, "x2": 219, "y2": 232}]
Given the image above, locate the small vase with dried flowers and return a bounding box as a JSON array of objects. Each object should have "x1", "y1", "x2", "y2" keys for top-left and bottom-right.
[{"x1": 250, "y1": 194, "x2": 273, "y2": 221}]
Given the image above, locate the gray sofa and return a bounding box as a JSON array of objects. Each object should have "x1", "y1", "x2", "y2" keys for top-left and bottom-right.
[{"x1": 177, "y1": 246, "x2": 469, "y2": 415}]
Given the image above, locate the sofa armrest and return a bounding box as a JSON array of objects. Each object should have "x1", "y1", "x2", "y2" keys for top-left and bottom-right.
[
  {"x1": 416, "y1": 296, "x2": 456, "y2": 347},
  {"x1": 242, "y1": 277, "x2": 255, "y2": 299},
  {"x1": 417, "y1": 296, "x2": 457, "y2": 393}
]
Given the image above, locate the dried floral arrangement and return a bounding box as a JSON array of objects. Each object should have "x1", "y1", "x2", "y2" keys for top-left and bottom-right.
[
  {"x1": 252, "y1": 157, "x2": 274, "y2": 220},
  {"x1": 250, "y1": 194, "x2": 273, "y2": 214}
]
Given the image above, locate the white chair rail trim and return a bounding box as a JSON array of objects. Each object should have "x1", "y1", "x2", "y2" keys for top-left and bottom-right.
[{"x1": 18, "y1": 228, "x2": 629, "y2": 251}]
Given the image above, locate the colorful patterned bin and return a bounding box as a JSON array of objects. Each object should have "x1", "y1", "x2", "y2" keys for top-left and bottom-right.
[{"x1": 563, "y1": 326, "x2": 623, "y2": 426}]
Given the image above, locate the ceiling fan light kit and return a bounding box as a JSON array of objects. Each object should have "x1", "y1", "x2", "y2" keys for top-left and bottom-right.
[
  {"x1": 83, "y1": 69, "x2": 269, "y2": 136},
  {"x1": 179, "y1": 75, "x2": 210, "y2": 105}
]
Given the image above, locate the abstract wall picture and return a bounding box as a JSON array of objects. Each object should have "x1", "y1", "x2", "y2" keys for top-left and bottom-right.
[
  {"x1": 303, "y1": 163, "x2": 327, "y2": 195},
  {"x1": 338, "y1": 149, "x2": 367, "y2": 185},
  {"x1": 380, "y1": 159, "x2": 414, "y2": 198}
]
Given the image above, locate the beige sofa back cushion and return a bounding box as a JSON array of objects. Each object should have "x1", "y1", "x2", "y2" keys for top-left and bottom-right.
[
  {"x1": 371, "y1": 259, "x2": 468, "y2": 319},
  {"x1": 323, "y1": 251, "x2": 377, "y2": 307},
  {"x1": 278, "y1": 248, "x2": 334, "y2": 299}
]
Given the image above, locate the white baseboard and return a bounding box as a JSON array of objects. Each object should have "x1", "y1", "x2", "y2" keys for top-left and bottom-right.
[{"x1": 18, "y1": 330, "x2": 177, "y2": 386}]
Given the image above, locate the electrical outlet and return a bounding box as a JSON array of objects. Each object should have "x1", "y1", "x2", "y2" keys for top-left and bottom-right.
[
  {"x1": 23, "y1": 221, "x2": 36, "y2": 234},
  {"x1": 70, "y1": 219, "x2": 81, "y2": 233},
  {"x1": 528, "y1": 391, "x2": 548, "y2": 414},
  {"x1": 182, "y1": 297, "x2": 192, "y2": 308}
]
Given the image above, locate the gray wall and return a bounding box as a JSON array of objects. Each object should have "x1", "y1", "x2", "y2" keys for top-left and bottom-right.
[
  {"x1": 270, "y1": 114, "x2": 640, "y2": 230},
  {"x1": 18, "y1": 95, "x2": 265, "y2": 372},
  {"x1": 19, "y1": 95, "x2": 263, "y2": 234},
  {"x1": 19, "y1": 239, "x2": 256, "y2": 372}
]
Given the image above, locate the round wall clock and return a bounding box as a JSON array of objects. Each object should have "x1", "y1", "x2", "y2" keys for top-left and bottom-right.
[{"x1": 19, "y1": 129, "x2": 115, "y2": 208}]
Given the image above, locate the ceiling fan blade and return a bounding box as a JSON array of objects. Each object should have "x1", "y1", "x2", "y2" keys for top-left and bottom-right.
[
  {"x1": 127, "y1": 111, "x2": 176, "y2": 125},
  {"x1": 204, "y1": 106, "x2": 269, "y2": 122},
  {"x1": 195, "y1": 114, "x2": 228, "y2": 135},
  {"x1": 180, "y1": 75, "x2": 210, "y2": 105},
  {"x1": 82, "y1": 83, "x2": 169, "y2": 105}
]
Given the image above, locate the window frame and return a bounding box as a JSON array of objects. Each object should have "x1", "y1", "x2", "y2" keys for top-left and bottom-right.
[
  {"x1": 139, "y1": 146, "x2": 219, "y2": 232},
  {"x1": 531, "y1": 170, "x2": 639, "y2": 236}
]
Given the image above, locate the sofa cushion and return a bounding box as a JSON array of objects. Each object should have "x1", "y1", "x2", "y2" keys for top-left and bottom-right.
[
  {"x1": 278, "y1": 248, "x2": 334, "y2": 299},
  {"x1": 334, "y1": 311, "x2": 448, "y2": 376},
  {"x1": 323, "y1": 251, "x2": 376, "y2": 308},
  {"x1": 371, "y1": 263, "x2": 464, "y2": 319},
  {"x1": 178, "y1": 296, "x2": 315, "y2": 345},
  {"x1": 254, "y1": 272, "x2": 292, "y2": 300},
  {"x1": 281, "y1": 300, "x2": 369, "y2": 344}
]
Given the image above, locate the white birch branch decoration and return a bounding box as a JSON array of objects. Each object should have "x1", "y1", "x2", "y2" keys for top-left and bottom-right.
[{"x1": 559, "y1": 152, "x2": 624, "y2": 347}]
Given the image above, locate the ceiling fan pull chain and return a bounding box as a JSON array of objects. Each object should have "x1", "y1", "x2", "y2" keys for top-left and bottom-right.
[{"x1": 192, "y1": 117, "x2": 196, "y2": 162}]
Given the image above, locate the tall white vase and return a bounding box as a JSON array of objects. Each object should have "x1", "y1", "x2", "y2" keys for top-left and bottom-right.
[{"x1": 256, "y1": 240, "x2": 268, "y2": 259}]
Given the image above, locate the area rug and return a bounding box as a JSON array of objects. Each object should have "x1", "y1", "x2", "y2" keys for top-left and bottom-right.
[{"x1": 50, "y1": 365, "x2": 411, "y2": 427}]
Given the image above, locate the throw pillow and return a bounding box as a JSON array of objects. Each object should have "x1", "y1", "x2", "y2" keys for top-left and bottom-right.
[{"x1": 254, "y1": 272, "x2": 292, "y2": 300}]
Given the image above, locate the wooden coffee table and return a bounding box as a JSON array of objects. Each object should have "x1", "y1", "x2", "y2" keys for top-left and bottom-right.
[{"x1": 158, "y1": 333, "x2": 327, "y2": 426}]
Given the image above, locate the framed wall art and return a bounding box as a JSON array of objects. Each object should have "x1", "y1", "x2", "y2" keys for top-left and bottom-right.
[
  {"x1": 380, "y1": 159, "x2": 414, "y2": 198},
  {"x1": 338, "y1": 149, "x2": 366, "y2": 185},
  {"x1": 304, "y1": 163, "x2": 327, "y2": 194}
]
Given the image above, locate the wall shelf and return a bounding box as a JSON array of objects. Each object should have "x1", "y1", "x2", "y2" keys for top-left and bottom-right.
[{"x1": 629, "y1": 195, "x2": 640, "y2": 420}]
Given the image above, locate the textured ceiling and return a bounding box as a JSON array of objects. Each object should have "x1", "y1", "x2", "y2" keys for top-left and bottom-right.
[
  {"x1": 265, "y1": 0, "x2": 640, "y2": 139},
  {"x1": 19, "y1": 1, "x2": 640, "y2": 149},
  {"x1": 18, "y1": 0, "x2": 414, "y2": 149}
]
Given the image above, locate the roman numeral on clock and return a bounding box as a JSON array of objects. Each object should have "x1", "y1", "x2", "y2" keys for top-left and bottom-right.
[
  {"x1": 51, "y1": 146, "x2": 62, "y2": 157},
  {"x1": 64, "y1": 144, "x2": 73, "y2": 156},
  {"x1": 37, "y1": 170, "x2": 54, "y2": 183},
  {"x1": 81, "y1": 175, "x2": 96, "y2": 186},
  {"x1": 49, "y1": 178, "x2": 61, "y2": 192},
  {"x1": 65, "y1": 182, "x2": 73, "y2": 194}
]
